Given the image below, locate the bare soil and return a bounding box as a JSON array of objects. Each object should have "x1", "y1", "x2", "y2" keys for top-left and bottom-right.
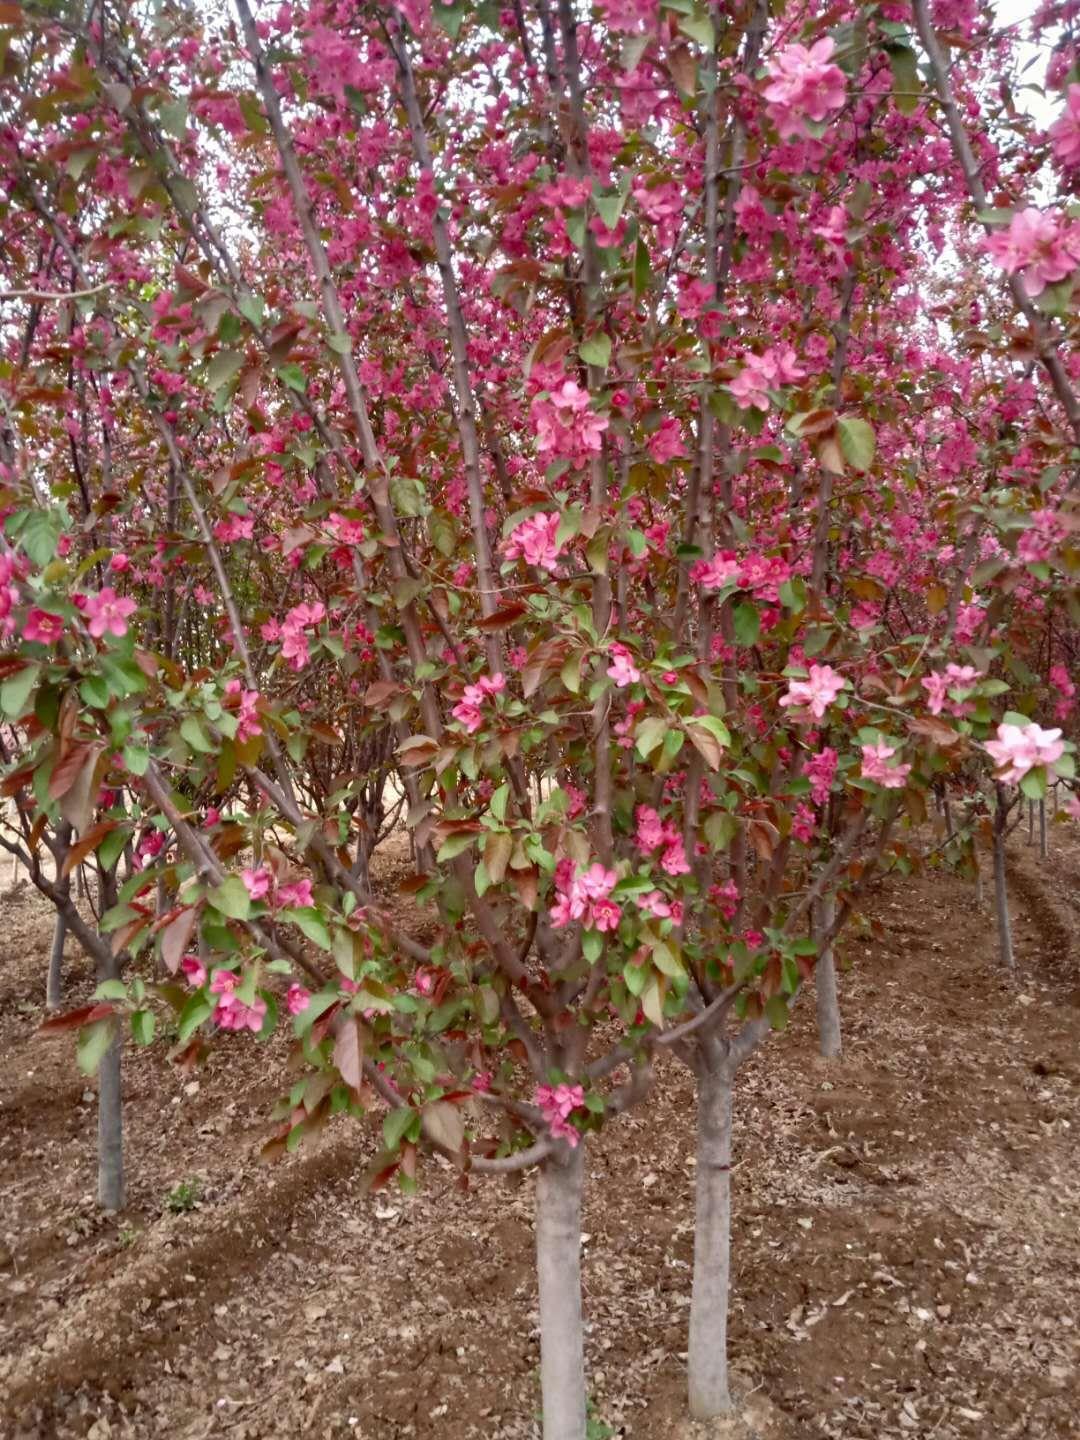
[{"x1": 1, "y1": 824, "x2": 1078, "y2": 1440}]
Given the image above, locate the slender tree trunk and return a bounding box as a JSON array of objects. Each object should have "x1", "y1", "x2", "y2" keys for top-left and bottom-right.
[
  {"x1": 688, "y1": 1047, "x2": 735, "y2": 1418},
  {"x1": 46, "y1": 911, "x2": 67, "y2": 1012},
  {"x1": 535, "y1": 1145, "x2": 587, "y2": 1440},
  {"x1": 993, "y1": 785, "x2": 1014, "y2": 971},
  {"x1": 1039, "y1": 798, "x2": 1047, "y2": 861},
  {"x1": 814, "y1": 893, "x2": 842, "y2": 1059},
  {"x1": 96, "y1": 868, "x2": 125, "y2": 1210},
  {"x1": 1027, "y1": 799, "x2": 1035, "y2": 845}
]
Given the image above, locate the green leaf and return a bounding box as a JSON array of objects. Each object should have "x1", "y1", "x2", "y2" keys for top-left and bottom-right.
[
  {"x1": 490, "y1": 783, "x2": 509, "y2": 823},
  {"x1": 837, "y1": 416, "x2": 875, "y2": 472},
  {"x1": 765, "y1": 995, "x2": 790, "y2": 1031},
  {"x1": 123, "y1": 743, "x2": 149, "y2": 776},
  {"x1": 238, "y1": 292, "x2": 265, "y2": 329},
  {"x1": 326, "y1": 331, "x2": 353, "y2": 354},
  {"x1": 281, "y1": 906, "x2": 331, "y2": 950},
  {"x1": 95, "y1": 979, "x2": 128, "y2": 1001},
  {"x1": 579, "y1": 333, "x2": 612, "y2": 369},
  {"x1": 276, "y1": 362, "x2": 307, "y2": 393},
  {"x1": 383, "y1": 1105, "x2": 417, "y2": 1152},
  {"x1": 80, "y1": 674, "x2": 110, "y2": 709},
  {"x1": 1, "y1": 663, "x2": 40, "y2": 718},
  {"x1": 436, "y1": 832, "x2": 477, "y2": 862},
  {"x1": 20, "y1": 510, "x2": 61, "y2": 566},
  {"x1": 77, "y1": 1018, "x2": 115, "y2": 1075},
  {"x1": 1019, "y1": 767, "x2": 1047, "y2": 800},
  {"x1": 98, "y1": 826, "x2": 128, "y2": 874},
  {"x1": 678, "y1": 12, "x2": 715, "y2": 47},
  {"x1": 131, "y1": 1010, "x2": 156, "y2": 1045},
  {"x1": 433, "y1": 1, "x2": 466, "y2": 38},
  {"x1": 634, "y1": 238, "x2": 650, "y2": 297},
  {"x1": 733, "y1": 602, "x2": 760, "y2": 647},
  {"x1": 209, "y1": 875, "x2": 251, "y2": 920},
  {"x1": 636, "y1": 715, "x2": 667, "y2": 759},
  {"x1": 177, "y1": 992, "x2": 213, "y2": 1044},
  {"x1": 180, "y1": 715, "x2": 214, "y2": 754},
  {"x1": 887, "y1": 44, "x2": 921, "y2": 114},
  {"x1": 206, "y1": 349, "x2": 244, "y2": 393}
]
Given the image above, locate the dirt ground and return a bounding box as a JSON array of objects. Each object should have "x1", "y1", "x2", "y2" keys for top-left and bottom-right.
[{"x1": 1, "y1": 821, "x2": 1078, "y2": 1440}]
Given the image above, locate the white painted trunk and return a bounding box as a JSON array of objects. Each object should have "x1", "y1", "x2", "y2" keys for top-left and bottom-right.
[
  {"x1": 814, "y1": 893, "x2": 841, "y2": 1059},
  {"x1": 688, "y1": 1057, "x2": 734, "y2": 1419},
  {"x1": 535, "y1": 1145, "x2": 587, "y2": 1440}
]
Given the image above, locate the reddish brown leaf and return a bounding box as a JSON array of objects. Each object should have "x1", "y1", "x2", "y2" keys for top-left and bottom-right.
[
  {"x1": 60, "y1": 820, "x2": 117, "y2": 878},
  {"x1": 58, "y1": 744, "x2": 106, "y2": 834},
  {"x1": 364, "y1": 679, "x2": 402, "y2": 709},
  {"x1": 39, "y1": 1002, "x2": 115, "y2": 1034},
  {"x1": 332, "y1": 1014, "x2": 363, "y2": 1092},
  {"x1": 48, "y1": 742, "x2": 92, "y2": 802},
  {"x1": 160, "y1": 906, "x2": 198, "y2": 975},
  {"x1": 477, "y1": 603, "x2": 527, "y2": 630}
]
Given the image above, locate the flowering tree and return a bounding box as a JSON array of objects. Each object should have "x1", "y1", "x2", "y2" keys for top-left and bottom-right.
[{"x1": 0, "y1": 0, "x2": 1078, "y2": 1436}]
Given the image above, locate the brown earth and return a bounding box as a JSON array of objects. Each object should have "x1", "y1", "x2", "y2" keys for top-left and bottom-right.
[{"x1": 1, "y1": 822, "x2": 1078, "y2": 1440}]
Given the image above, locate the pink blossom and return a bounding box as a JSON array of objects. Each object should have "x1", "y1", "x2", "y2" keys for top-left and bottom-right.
[
  {"x1": 984, "y1": 721, "x2": 1065, "y2": 784},
  {"x1": 241, "y1": 866, "x2": 272, "y2": 900},
  {"x1": 81, "y1": 586, "x2": 137, "y2": 639},
  {"x1": 108, "y1": 553, "x2": 130, "y2": 573},
  {"x1": 180, "y1": 955, "x2": 206, "y2": 987},
  {"x1": 764, "y1": 37, "x2": 846, "y2": 139},
  {"x1": 1049, "y1": 85, "x2": 1080, "y2": 166},
  {"x1": 606, "y1": 642, "x2": 641, "y2": 688},
  {"x1": 276, "y1": 878, "x2": 314, "y2": 909},
  {"x1": 660, "y1": 837, "x2": 690, "y2": 876},
  {"x1": 533, "y1": 378, "x2": 609, "y2": 467},
  {"x1": 648, "y1": 417, "x2": 688, "y2": 464},
  {"x1": 695, "y1": 550, "x2": 742, "y2": 590},
  {"x1": 921, "y1": 672, "x2": 950, "y2": 715},
  {"x1": 535, "y1": 1081, "x2": 586, "y2": 1147},
  {"x1": 637, "y1": 890, "x2": 675, "y2": 919},
  {"x1": 728, "y1": 346, "x2": 805, "y2": 411},
  {"x1": 286, "y1": 983, "x2": 311, "y2": 1016},
  {"x1": 791, "y1": 803, "x2": 816, "y2": 844},
  {"x1": 780, "y1": 664, "x2": 845, "y2": 721},
  {"x1": 504, "y1": 512, "x2": 563, "y2": 573},
  {"x1": 452, "y1": 672, "x2": 506, "y2": 733},
  {"x1": 860, "y1": 739, "x2": 911, "y2": 789},
  {"x1": 983, "y1": 207, "x2": 1080, "y2": 298},
  {"x1": 549, "y1": 862, "x2": 621, "y2": 933},
  {"x1": 636, "y1": 805, "x2": 666, "y2": 851},
  {"x1": 803, "y1": 747, "x2": 838, "y2": 805},
  {"x1": 25, "y1": 608, "x2": 64, "y2": 645}
]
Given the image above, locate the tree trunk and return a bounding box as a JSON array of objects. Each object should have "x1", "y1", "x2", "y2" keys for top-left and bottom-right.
[
  {"x1": 993, "y1": 785, "x2": 1014, "y2": 971},
  {"x1": 46, "y1": 911, "x2": 67, "y2": 1012},
  {"x1": 535, "y1": 1145, "x2": 587, "y2": 1440},
  {"x1": 1039, "y1": 798, "x2": 1047, "y2": 861},
  {"x1": 688, "y1": 1050, "x2": 735, "y2": 1419},
  {"x1": 96, "y1": 869, "x2": 125, "y2": 1210},
  {"x1": 97, "y1": 1017, "x2": 125, "y2": 1209},
  {"x1": 814, "y1": 893, "x2": 841, "y2": 1059},
  {"x1": 1027, "y1": 799, "x2": 1035, "y2": 845}
]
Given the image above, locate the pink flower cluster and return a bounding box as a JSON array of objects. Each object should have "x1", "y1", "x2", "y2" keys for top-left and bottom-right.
[
  {"x1": 225, "y1": 678, "x2": 263, "y2": 742},
  {"x1": 780, "y1": 664, "x2": 846, "y2": 721},
  {"x1": 261, "y1": 600, "x2": 326, "y2": 672},
  {"x1": 451, "y1": 671, "x2": 506, "y2": 733},
  {"x1": 532, "y1": 379, "x2": 609, "y2": 467},
  {"x1": 763, "y1": 37, "x2": 847, "y2": 140},
  {"x1": 504, "y1": 512, "x2": 563, "y2": 573},
  {"x1": 637, "y1": 889, "x2": 684, "y2": 924},
  {"x1": 693, "y1": 549, "x2": 792, "y2": 600},
  {"x1": 286, "y1": 983, "x2": 311, "y2": 1016},
  {"x1": 803, "y1": 746, "x2": 838, "y2": 805},
  {"x1": 921, "y1": 664, "x2": 981, "y2": 717},
  {"x1": 983, "y1": 208, "x2": 1080, "y2": 298},
  {"x1": 1049, "y1": 86, "x2": 1080, "y2": 166},
  {"x1": 606, "y1": 642, "x2": 641, "y2": 687},
  {"x1": 241, "y1": 866, "x2": 314, "y2": 910},
  {"x1": 728, "y1": 346, "x2": 805, "y2": 411},
  {"x1": 78, "y1": 586, "x2": 137, "y2": 639},
  {"x1": 860, "y1": 739, "x2": 911, "y2": 789},
  {"x1": 1050, "y1": 664, "x2": 1076, "y2": 722},
  {"x1": 210, "y1": 969, "x2": 267, "y2": 1034},
  {"x1": 984, "y1": 721, "x2": 1065, "y2": 784},
  {"x1": 535, "y1": 1082, "x2": 585, "y2": 1148},
  {"x1": 550, "y1": 860, "x2": 622, "y2": 932},
  {"x1": 635, "y1": 805, "x2": 690, "y2": 876}
]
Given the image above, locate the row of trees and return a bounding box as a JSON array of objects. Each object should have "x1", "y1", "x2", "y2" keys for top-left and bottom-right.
[{"x1": 0, "y1": 0, "x2": 1077, "y2": 1435}]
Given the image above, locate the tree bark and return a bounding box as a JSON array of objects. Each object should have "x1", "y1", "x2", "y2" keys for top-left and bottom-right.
[
  {"x1": 535, "y1": 1145, "x2": 587, "y2": 1440},
  {"x1": 1039, "y1": 798, "x2": 1047, "y2": 861},
  {"x1": 46, "y1": 910, "x2": 67, "y2": 1012},
  {"x1": 688, "y1": 1048, "x2": 735, "y2": 1419},
  {"x1": 97, "y1": 1014, "x2": 124, "y2": 1209},
  {"x1": 993, "y1": 784, "x2": 1014, "y2": 971},
  {"x1": 814, "y1": 893, "x2": 842, "y2": 1059}
]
